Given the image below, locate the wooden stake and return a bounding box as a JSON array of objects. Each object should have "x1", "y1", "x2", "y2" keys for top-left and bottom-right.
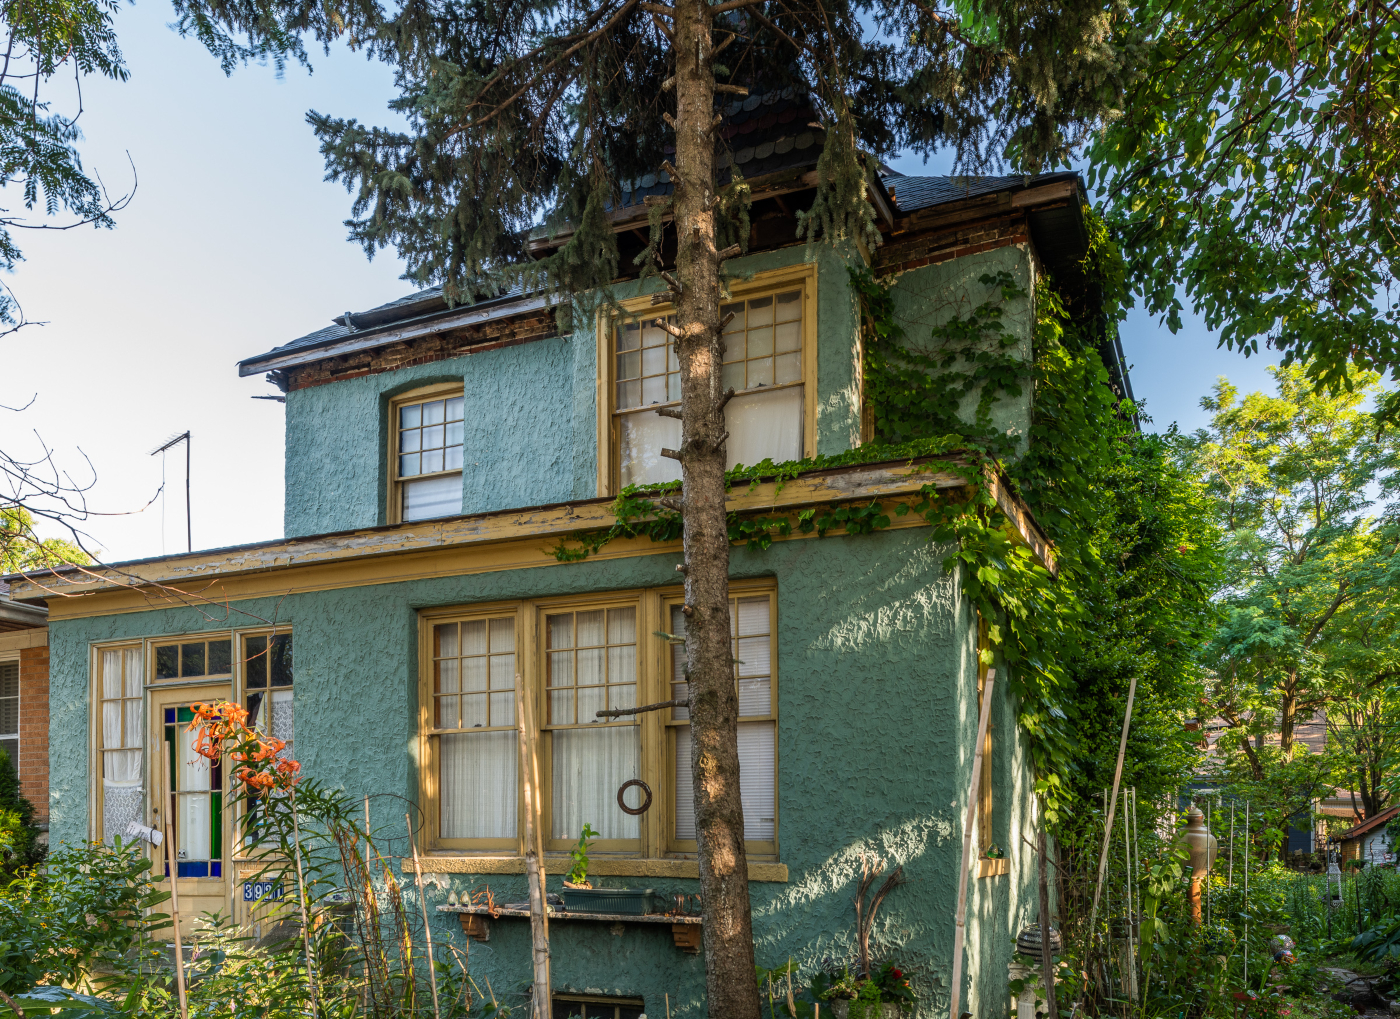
[
  {"x1": 515, "y1": 673, "x2": 550, "y2": 1019},
  {"x1": 161, "y1": 749, "x2": 191, "y2": 1019},
  {"x1": 948, "y1": 668, "x2": 996, "y2": 1019},
  {"x1": 287, "y1": 784, "x2": 320, "y2": 1017},
  {"x1": 1084, "y1": 675, "x2": 1138, "y2": 955},
  {"x1": 407, "y1": 813, "x2": 442, "y2": 1019},
  {"x1": 665, "y1": 992, "x2": 671, "y2": 1019}
]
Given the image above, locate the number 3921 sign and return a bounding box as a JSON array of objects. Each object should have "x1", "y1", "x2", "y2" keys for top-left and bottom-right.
[{"x1": 243, "y1": 881, "x2": 284, "y2": 902}]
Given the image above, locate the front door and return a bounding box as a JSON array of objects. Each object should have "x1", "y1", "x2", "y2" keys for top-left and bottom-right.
[{"x1": 149, "y1": 683, "x2": 231, "y2": 937}]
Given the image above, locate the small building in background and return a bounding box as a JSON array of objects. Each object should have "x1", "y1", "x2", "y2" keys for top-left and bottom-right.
[
  {"x1": 0, "y1": 580, "x2": 49, "y2": 839},
  {"x1": 1334, "y1": 804, "x2": 1398, "y2": 866}
]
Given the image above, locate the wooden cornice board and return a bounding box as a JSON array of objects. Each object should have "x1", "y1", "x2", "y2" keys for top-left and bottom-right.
[{"x1": 10, "y1": 457, "x2": 1055, "y2": 619}]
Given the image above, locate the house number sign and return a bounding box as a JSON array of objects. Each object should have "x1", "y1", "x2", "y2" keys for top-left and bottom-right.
[{"x1": 243, "y1": 881, "x2": 285, "y2": 902}]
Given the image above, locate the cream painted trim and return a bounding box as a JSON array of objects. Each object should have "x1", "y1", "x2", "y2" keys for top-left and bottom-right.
[
  {"x1": 0, "y1": 628, "x2": 47, "y2": 652},
  {"x1": 599, "y1": 262, "x2": 820, "y2": 496},
  {"x1": 18, "y1": 459, "x2": 1056, "y2": 620},
  {"x1": 387, "y1": 383, "x2": 466, "y2": 526},
  {"x1": 406, "y1": 854, "x2": 788, "y2": 882}
]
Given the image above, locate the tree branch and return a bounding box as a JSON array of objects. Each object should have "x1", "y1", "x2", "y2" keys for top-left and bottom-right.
[{"x1": 596, "y1": 697, "x2": 688, "y2": 718}]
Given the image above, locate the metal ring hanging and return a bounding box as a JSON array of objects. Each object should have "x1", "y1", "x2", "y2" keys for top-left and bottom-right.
[{"x1": 617, "y1": 779, "x2": 653, "y2": 816}]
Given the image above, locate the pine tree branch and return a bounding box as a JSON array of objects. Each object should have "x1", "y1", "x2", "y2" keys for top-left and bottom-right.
[
  {"x1": 718, "y1": 243, "x2": 742, "y2": 260},
  {"x1": 716, "y1": 387, "x2": 737, "y2": 413},
  {"x1": 638, "y1": 2, "x2": 674, "y2": 13},
  {"x1": 654, "y1": 317, "x2": 683, "y2": 337},
  {"x1": 711, "y1": 0, "x2": 768, "y2": 12},
  {"x1": 657, "y1": 407, "x2": 683, "y2": 419},
  {"x1": 595, "y1": 697, "x2": 688, "y2": 718},
  {"x1": 456, "y1": 0, "x2": 644, "y2": 133},
  {"x1": 714, "y1": 84, "x2": 749, "y2": 95}
]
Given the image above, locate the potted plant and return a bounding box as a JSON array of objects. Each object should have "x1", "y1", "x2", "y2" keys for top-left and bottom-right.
[
  {"x1": 557, "y1": 824, "x2": 654, "y2": 916},
  {"x1": 817, "y1": 964, "x2": 917, "y2": 1019}
]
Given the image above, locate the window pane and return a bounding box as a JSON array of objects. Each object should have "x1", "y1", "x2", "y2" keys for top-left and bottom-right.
[
  {"x1": 400, "y1": 404, "x2": 422, "y2": 428},
  {"x1": 446, "y1": 421, "x2": 464, "y2": 447},
  {"x1": 208, "y1": 640, "x2": 231, "y2": 675},
  {"x1": 155, "y1": 645, "x2": 179, "y2": 680},
  {"x1": 182, "y1": 643, "x2": 206, "y2": 678},
  {"x1": 748, "y1": 357, "x2": 773, "y2": 388},
  {"x1": 124, "y1": 648, "x2": 143, "y2": 696},
  {"x1": 0, "y1": 738, "x2": 15, "y2": 771},
  {"x1": 576, "y1": 610, "x2": 604, "y2": 648},
  {"x1": 747, "y1": 326, "x2": 773, "y2": 358},
  {"x1": 424, "y1": 400, "x2": 446, "y2": 425},
  {"x1": 738, "y1": 721, "x2": 776, "y2": 840},
  {"x1": 489, "y1": 617, "x2": 515, "y2": 653},
  {"x1": 618, "y1": 411, "x2": 682, "y2": 487},
  {"x1": 437, "y1": 694, "x2": 460, "y2": 728},
  {"x1": 423, "y1": 424, "x2": 445, "y2": 450},
  {"x1": 422, "y1": 449, "x2": 445, "y2": 474},
  {"x1": 445, "y1": 445, "x2": 464, "y2": 471},
  {"x1": 245, "y1": 636, "x2": 268, "y2": 688},
  {"x1": 669, "y1": 605, "x2": 689, "y2": 720},
  {"x1": 401, "y1": 429, "x2": 422, "y2": 453},
  {"x1": 490, "y1": 690, "x2": 514, "y2": 727},
  {"x1": 616, "y1": 322, "x2": 640, "y2": 352},
  {"x1": 462, "y1": 693, "x2": 487, "y2": 728},
  {"x1": 489, "y1": 654, "x2": 515, "y2": 690},
  {"x1": 775, "y1": 290, "x2": 801, "y2": 320},
  {"x1": 463, "y1": 658, "x2": 488, "y2": 693},
  {"x1": 461, "y1": 619, "x2": 486, "y2": 656},
  {"x1": 269, "y1": 635, "x2": 293, "y2": 687},
  {"x1": 440, "y1": 730, "x2": 518, "y2": 840},
  {"x1": 642, "y1": 375, "x2": 666, "y2": 405},
  {"x1": 775, "y1": 321, "x2": 801, "y2": 353},
  {"x1": 724, "y1": 386, "x2": 802, "y2": 469},
  {"x1": 721, "y1": 361, "x2": 744, "y2": 393},
  {"x1": 400, "y1": 453, "x2": 421, "y2": 477},
  {"x1": 617, "y1": 379, "x2": 641, "y2": 410},
  {"x1": 436, "y1": 623, "x2": 460, "y2": 658},
  {"x1": 270, "y1": 690, "x2": 294, "y2": 749},
  {"x1": 552, "y1": 726, "x2": 639, "y2": 841},
  {"x1": 437, "y1": 658, "x2": 461, "y2": 695},
  {"x1": 403, "y1": 474, "x2": 461, "y2": 521},
  {"x1": 674, "y1": 726, "x2": 695, "y2": 840},
  {"x1": 547, "y1": 614, "x2": 574, "y2": 650},
  {"x1": 446, "y1": 397, "x2": 465, "y2": 421},
  {"x1": 775, "y1": 353, "x2": 801, "y2": 385},
  {"x1": 747, "y1": 296, "x2": 774, "y2": 327}
]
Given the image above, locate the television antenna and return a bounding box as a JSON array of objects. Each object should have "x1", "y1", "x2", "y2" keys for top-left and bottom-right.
[{"x1": 149, "y1": 431, "x2": 191, "y2": 553}]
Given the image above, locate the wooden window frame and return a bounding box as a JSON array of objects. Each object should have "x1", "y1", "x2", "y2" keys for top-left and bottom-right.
[
  {"x1": 232, "y1": 627, "x2": 294, "y2": 862},
  {"x1": 595, "y1": 263, "x2": 820, "y2": 497},
  {"x1": 387, "y1": 382, "x2": 466, "y2": 525},
  {"x1": 91, "y1": 641, "x2": 145, "y2": 846},
  {"x1": 417, "y1": 581, "x2": 779, "y2": 860},
  {"x1": 663, "y1": 583, "x2": 779, "y2": 858},
  {"x1": 417, "y1": 601, "x2": 527, "y2": 853},
  {"x1": 976, "y1": 615, "x2": 1007, "y2": 877}
]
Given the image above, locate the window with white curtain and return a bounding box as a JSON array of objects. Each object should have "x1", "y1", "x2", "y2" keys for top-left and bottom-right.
[
  {"x1": 431, "y1": 616, "x2": 518, "y2": 845},
  {"x1": 545, "y1": 606, "x2": 640, "y2": 846},
  {"x1": 420, "y1": 585, "x2": 778, "y2": 856},
  {"x1": 395, "y1": 393, "x2": 465, "y2": 522},
  {"x1": 99, "y1": 646, "x2": 144, "y2": 846},
  {"x1": 614, "y1": 287, "x2": 806, "y2": 487},
  {"x1": 669, "y1": 593, "x2": 777, "y2": 848}
]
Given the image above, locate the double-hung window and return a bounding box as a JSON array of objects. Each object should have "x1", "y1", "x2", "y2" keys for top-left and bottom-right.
[
  {"x1": 605, "y1": 266, "x2": 815, "y2": 491},
  {"x1": 97, "y1": 646, "x2": 144, "y2": 846},
  {"x1": 0, "y1": 660, "x2": 17, "y2": 771},
  {"x1": 667, "y1": 591, "x2": 777, "y2": 853},
  {"x1": 393, "y1": 389, "x2": 465, "y2": 522},
  {"x1": 420, "y1": 584, "x2": 779, "y2": 858}
]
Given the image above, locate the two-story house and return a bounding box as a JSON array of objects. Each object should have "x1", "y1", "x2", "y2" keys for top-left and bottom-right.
[{"x1": 7, "y1": 94, "x2": 1123, "y2": 1017}]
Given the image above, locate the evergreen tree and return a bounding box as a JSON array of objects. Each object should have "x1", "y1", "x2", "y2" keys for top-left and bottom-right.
[
  {"x1": 0, "y1": 748, "x2": 41, "y2": 875},
  {"x1": 170, "y1": 0, "x2": 1137, "y2": 1012}
]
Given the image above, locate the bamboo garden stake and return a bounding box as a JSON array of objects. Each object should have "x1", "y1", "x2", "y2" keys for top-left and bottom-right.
[
  {"x1": 515, "y1": 673, "x2": 550, "y2": 1019},
  {"x1": 948, "y1": 668, "x2": 996, "y2": 1019},
  {"x1": 1086, "y1": 675, "x2": 1138, "y2": 954},
  {"x1": 287, "y1": 784, "x2": 321, "y2": 1017},
  {"x1": 161, "y1": 749, "x2": 191, "y2": 1019},
  {"x1": 407, "y1": 813, "x2": 442, "y2": 1019}
]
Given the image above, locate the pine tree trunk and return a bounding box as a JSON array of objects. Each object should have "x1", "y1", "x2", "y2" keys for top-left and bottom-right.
[{"x1": 671, "y1": 2, "x2": 761, "y2": 1016}]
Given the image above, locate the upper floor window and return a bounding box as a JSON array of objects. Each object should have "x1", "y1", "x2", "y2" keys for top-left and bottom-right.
[
  {"x1": 603, "y1": 267, "x2": 816, "y2": 492},
  {"x1": 394, "y1": 392, "x2": 464, "y2": 522}
]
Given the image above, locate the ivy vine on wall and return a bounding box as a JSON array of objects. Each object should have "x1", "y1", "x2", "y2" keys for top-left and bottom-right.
[{"x1": 551, "y1": 219, "x2": 1206, "y2": 819}]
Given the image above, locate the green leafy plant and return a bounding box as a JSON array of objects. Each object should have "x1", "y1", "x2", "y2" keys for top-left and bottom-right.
[{"x1": 565, "y1": 823, "x2": 599, "y2": 887}]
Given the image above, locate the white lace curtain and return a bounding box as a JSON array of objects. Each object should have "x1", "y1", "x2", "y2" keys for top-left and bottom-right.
[
  {"x1": 552, "y1": 726, "x2": 639, "y2": 841},
  {"x1": 440, "y1": 730, "x2": 518, "y2": 839},
  {"x1": 101, "y1": 648, "x2": 143, "y2": 845}
]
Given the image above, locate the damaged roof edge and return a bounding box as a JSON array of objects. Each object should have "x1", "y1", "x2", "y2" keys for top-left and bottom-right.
[
  {"x1": 238, "y1": 292, "x2": 553, "y2": 377},
  {"x1": 4, "y1": 455, "x2": 1057, "y2": 606}
]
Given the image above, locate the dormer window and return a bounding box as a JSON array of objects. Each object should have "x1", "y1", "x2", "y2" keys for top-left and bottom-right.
[
  {"x1": 393, "y1": 389, "x2": 465, "y2": 522},
  {"x1": 603, "y1": 265, "x2": 816, "y2": 491}
]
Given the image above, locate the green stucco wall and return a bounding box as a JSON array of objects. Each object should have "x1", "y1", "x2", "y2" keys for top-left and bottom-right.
[
  {"x1": 281, "y1": 243, "x2": 868, "y2": 539},
  {"x1": 48, "y1": 527, "x2": 1037, "y2": 1018},
  {"x1": 885, "y1": 244, "x2": 1037, "y2": 453}
]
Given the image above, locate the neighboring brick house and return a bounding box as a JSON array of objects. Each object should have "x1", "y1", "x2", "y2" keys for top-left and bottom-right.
[{"x1": 0, "y1": 581, "x2": 49, "y2": 826}]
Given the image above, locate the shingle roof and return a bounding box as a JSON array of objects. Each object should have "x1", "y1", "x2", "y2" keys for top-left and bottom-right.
[
  {"x1": 1336, "y1": 804, "x2": 1399, "y2": 842},
  {"x1": 881, "y1": 172, "x2": 1072, "y2": 213}
]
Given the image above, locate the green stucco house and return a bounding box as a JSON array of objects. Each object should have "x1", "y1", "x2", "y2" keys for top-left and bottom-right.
[{"x1": 8, "y1": 97, "x2": 1127, "y2": 1018}]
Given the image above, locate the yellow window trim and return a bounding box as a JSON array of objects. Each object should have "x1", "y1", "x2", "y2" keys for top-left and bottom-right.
[
  {"x1": 416, "y1": 580, "x2": 779, "y2": 860},
  {"x1": 387, "y1": 382, "x2": 466, "y2": 526},
  {"x1": 595, "y1": 262, "x2": 820, "y2": 497},
  {"x1": 400, "y1": 854, "x2": 789, "y2": 882}
]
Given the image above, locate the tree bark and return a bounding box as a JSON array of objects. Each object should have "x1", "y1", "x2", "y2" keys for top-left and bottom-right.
[{"x1": 671, "y1": 2, "x2": 761, "y2": 1016}]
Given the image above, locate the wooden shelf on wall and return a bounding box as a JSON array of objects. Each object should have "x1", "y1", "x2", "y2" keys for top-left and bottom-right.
[{"x1": 436, "y1": 904, "x2": 703, "y2": 952}]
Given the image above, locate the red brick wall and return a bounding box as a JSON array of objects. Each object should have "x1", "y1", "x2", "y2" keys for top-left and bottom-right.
[{"x1": 18, "y1": 645, "x2": 48, "y2": 822}]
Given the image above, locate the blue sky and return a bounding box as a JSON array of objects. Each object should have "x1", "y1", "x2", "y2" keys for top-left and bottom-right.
[{"x1": 0, "y1": 1, "x2": 1281, "y2": 562}]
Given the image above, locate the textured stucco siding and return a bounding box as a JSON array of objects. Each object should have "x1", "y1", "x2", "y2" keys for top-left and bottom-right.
[
  {"x1": 884, "y1": 245, "x2": 1036, "y2": 452},
  {"x1": 283, "y1": 243, "x2": 867, "y2": 538},
  {"x1": 48, "y1": 527, "x2": 1037, "y2": 1018}
]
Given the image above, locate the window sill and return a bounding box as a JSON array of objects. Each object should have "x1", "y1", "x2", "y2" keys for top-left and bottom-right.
[
  {"x1": 407, "y1": 855, "x2": 788, "y2": 882},
  {"x1": 978, "y1": 858, "x2": 1010, "y2": 878}
]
